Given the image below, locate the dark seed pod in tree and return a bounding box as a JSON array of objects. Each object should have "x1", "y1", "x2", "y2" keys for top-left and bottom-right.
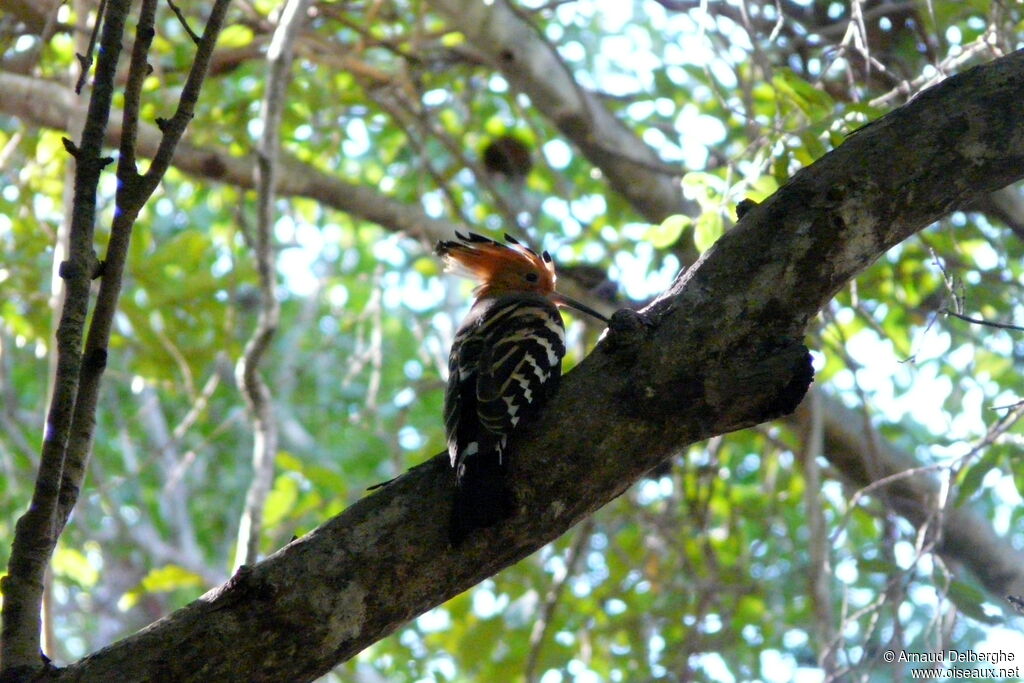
[{"x1": 482, "y1": 135, "x2": 533, "y2": 181}]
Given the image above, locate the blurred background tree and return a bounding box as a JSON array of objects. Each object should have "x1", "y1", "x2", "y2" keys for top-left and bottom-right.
[{"x1": 1, "y1": 0, "x2": 1022, "y2": 680}]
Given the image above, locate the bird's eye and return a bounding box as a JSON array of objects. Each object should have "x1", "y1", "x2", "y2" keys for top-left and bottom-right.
[{"x1": 524, "y1": 272, "x2": 539, "y2": 283}]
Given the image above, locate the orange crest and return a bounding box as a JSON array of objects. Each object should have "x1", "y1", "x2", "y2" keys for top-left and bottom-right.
[{"x1": 435, "y1": 232, "x2": 557, "y2": 298}]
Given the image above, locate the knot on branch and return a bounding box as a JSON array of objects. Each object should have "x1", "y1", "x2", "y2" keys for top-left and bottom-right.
[
  {"x1": 61, "y1": 137, "x2": 115, "y2": 171},
  {"x1": 57, "y1": 260, "x2": 76, "y2": 280},
  {"x1": 736, "y1": 198, "x2": 759, "y2": 220},
  {"x1": 206, "y1": 563, "x2": 280, "y2": 613},
  {"x1": 84, "y1": 348, "x2": 108, "y2": 373},
  {"x1": 602, "y1": 308, "x2": 654, "y2": 356},
  {"x1": 59, "y1": 252, "x2": 103, "y2": 282},
  {"x1": 705, "y1": 340, "x2": 814, "y2": 431},
  {"x1": 61, "y1": 137, "x2": 80, "y2": 158}
]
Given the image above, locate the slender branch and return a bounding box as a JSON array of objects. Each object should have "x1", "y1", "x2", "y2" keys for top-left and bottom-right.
[
  {"x1": 135, "y1": 388, "x2": 212, "y2": 579},
  {"x1": 0, "y1": 0, "x2": 130, "y2": 673},
  {"x1": 798, "y1": 388, "x2": 837, "y2": 675},
  {"x1": 941, "y1": 308, "x2": 1024, "y2": 332},
  {"x1": 166, "y1": 0, "x2": 201, "y2": 44},
  {"x1": 523, "y1": 518, "x2": 594, "y2": 683},
  {"x1": 55, "y1": 0, "x2": 234, "y2": 536},
  {"x1": 74, "y1": 0, "x2": 108, "y2": 94},
  {"x1": 140, "y1": 2, "x2": 234, "y2": 195},
  {"x1": 233, "y1": 0, "x2": 311, "y2": 569},
  {"x1": 869, "y1": 34, "x2": 1001, "y2": 107},
  {"x1": 114, "y1": 0, "x2": 157, "y2": 184}
]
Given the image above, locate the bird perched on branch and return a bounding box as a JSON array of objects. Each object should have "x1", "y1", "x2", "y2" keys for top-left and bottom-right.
[{"x1": 436, "y1": 231, "x2": 609, "y2": 545}]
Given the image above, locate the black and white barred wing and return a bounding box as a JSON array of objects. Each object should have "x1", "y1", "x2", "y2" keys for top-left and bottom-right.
[
  {"x1": 444, "y1": 322, "x2": 483, "y2": 470},
  {"x1": 475, "y1": 299, "x2": 566, "y2": 438}
]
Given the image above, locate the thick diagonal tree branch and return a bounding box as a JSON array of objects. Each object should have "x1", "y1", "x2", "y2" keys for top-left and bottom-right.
[{"x1": 47, "y1": 49, "x2": 1024, "y2": 682}]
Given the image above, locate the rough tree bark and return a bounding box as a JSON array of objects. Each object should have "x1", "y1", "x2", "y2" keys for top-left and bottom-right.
[
  {"x1": 43, "y1": 49, "x2": 1024, "y2": 682},
  {"x1": 0, "y1": 0, "x2": 233, "y2": 679}
]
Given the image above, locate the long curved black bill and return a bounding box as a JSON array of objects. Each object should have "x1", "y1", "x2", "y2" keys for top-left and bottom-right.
[{"x1": 551, "y1": 291, "x2": 610, "y2": 325}]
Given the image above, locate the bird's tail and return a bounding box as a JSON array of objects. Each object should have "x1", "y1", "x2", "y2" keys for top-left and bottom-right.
[{"x1": 450, "y1": 451, "x2": 514, "y2": 546}]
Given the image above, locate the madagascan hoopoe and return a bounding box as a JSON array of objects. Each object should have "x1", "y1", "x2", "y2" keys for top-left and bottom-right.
[{"x1": 435, "y1": 231, "x2": 609, "y2": 545}]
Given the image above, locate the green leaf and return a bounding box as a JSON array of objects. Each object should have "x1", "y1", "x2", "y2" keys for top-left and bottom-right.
[
  {"x1": 857, "y1": 558, "x2": 897, "y2": 575},
  {"x1": 682, "y1": 171, "x2": 726, "y2": 207},
  {"x1": 745, "y1": 174, "x2": 780, "y2": 203},
  {"x1": 264, "y1": 474, "x2": 301, "y2": 528},
  {"x1": 955, "y1": 449, "x2": 1002, "y2": 507},
  {"x1": 119, "y1": 565, "x2": 205, "y2": 610},
  {"x1": 735, "y1": 594, "x2": 767, "y2": 623},
  {"x1": 694, "y1": 211, "x2": 724, "y2": 253},
  {"x1": 648, "y1": 215, "x2": 692, "y2": 249},
  {"x1": 140, "y1": 565, "x2": 205, "y2": 593},
  {"x1": 52, "y1": 547, "x2": 99, "y2": 587},
  {"x1": 947, "y1": 580, "x2": 1002, "y2": 624},
  {"x1": 276, "y1": 451, "x2": 305, "y2": 474},
  {"x1": 797, "y1": 130, "x2": 828, "y2": 163},
  {"x1": 412, "y1": 255, "x2": 440, "y2": 277},
  {"x1": 772, "y1": 68, "x2": 835, "y2": 120},
  {"x1": 441, "y1": 31, "x2": 465, "y2": 48},
  {"x1": 217, "y1": 25, "x2": 254, "y2": 49}
]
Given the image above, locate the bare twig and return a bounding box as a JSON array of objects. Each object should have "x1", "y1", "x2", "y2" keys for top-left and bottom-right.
[
  {"x1": 167, "y1": 0, "x2": 201, "y2": 44},
  {"x1": 941, "y1": 308, "x2": 1024, "y2": 332},
  {"x1": 524, "y1": 518, "x2": 594, "y2": 683},
  {"x1": 136, "y1": 387, "x2": 206, "y2": 571},
  {"x1": 799, "y1": 388, "x2": 838, "y2": 676},
  {"x1": 172, "y1": 367, "x2": 223, "y2": 441},
  {"x1": 869, "y1": 33, "x2": 1000, "y2": 108},
  {"x1": 74, "y1": 0, "x2": 109, "y2": 94},
  {"x1": 139, "y1": 3, "x2": 234, "y2": 193},
  {"x1": 233, "y1": 0, "x2": 312, "y2": 570}
]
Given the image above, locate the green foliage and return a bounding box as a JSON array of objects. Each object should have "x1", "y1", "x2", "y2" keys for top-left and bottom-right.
[
  {"x1": 648, "y1": 215, "x2": 691, "y2": 249},
  {"x1": 1, "y1": 0, "x2": 1022, "y2": 680},
  {"x1": 119, "y1": 565, "x2": 206, "y2": 611}
]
